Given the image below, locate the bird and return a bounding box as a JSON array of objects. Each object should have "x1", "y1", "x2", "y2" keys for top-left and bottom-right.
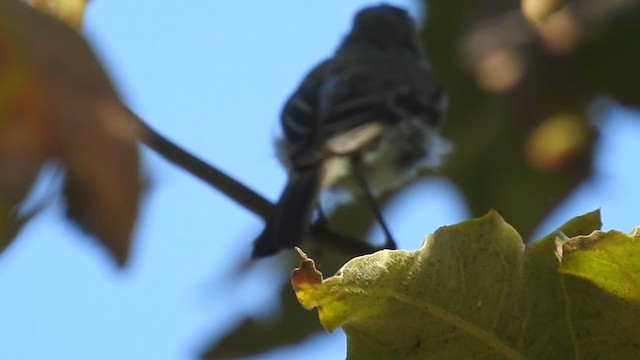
[{"x1": 252, "y1": 4, "x2": 450, "y2": 258}]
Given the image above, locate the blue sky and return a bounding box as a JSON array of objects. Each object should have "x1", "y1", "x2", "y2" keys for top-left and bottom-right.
[{"x1": 1, "y1": 1, "x2": 639, "y2": 359}]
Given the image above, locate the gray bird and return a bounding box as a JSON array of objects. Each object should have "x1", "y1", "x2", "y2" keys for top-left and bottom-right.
[{"x1": 252, "y1": 5, "x2": 450, "y2": 258}]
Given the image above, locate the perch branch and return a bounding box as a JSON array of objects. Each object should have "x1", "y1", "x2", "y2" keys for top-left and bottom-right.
[{"x1": 128, "y1": 109, "x2": 381, "y2": 256}]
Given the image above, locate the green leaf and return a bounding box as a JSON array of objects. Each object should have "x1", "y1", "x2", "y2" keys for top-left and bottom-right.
[
  {"x1": 292, "y1": 211, "x2": 640, "y2": 359},
  {"x1": 560, "y1": 228, "x2": 640, "y2": 300}
]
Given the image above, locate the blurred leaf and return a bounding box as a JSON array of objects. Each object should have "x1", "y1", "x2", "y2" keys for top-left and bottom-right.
[
  {"x1": 202, "y1": 280, "x2": 323, "y2": 359},
  {"x1": 423, "y1": 0, "x2": 606, "y2": 239},
  {"x1": 28, "y1": 0, "x2": 88, "y2": 28},
  {"x1": 570, "y1": 2, "x2": 640, "y2": 106},
  {"x1": 1, "y1": 204, "x2": 31, "y2": 253},
  {"x1": 522, "y1": 0, "x2": 568, "y2": 22},
  {"x1": 0, "y1": 31, "x2": 49, "y2": 250},
  {"x1": 292, "y1": 211, "x2": 640, "y2": 359},
  {"x1": 524, "y1": 113, "x2": 592, "y2": 173},
  {"x1": 0, "y1": 0, "x2": 141, "y2": 265},
  {"x1": 202, "y1": 252, "x2": 349, "y2": 359}
]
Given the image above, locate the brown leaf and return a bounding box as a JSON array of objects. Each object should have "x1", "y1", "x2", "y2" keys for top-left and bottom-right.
[
  {"x1": 0, "y1": 0, "x2": 142, "y2": 265},
  {"x1": 0, "y1": 66, "x2": 49, "y2": 220},
  {"x1": 28, "y1": 0, "x2": 88, "y2": 28}
]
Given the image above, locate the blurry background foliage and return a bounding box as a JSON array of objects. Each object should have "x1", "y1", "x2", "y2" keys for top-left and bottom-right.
[{"x1": 1, "y1": 0, "x2": 639, "y2": 358}]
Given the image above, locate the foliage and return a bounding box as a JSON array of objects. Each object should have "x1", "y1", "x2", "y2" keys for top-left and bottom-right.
[{"x1": 292, "y1": 211, "x2": 640, "y2": 359}]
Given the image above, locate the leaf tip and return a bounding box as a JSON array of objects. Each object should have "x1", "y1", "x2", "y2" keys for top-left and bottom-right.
[
  {"x1": 291, "y1": 248, "x2": 323, "y2": 291},
  {"x1": 291, "y1": 248, "x2": 326, "y2": 311},
  {"x1": 484, "y1": 208, "x2": 507, "y2": 224}
]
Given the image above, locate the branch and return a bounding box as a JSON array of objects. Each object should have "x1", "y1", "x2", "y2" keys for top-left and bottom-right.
[
  {"x1": 127, "y1": 109, "x2": 383, "y2": 257},
  {"x1": 130, "y1": 110, "x2": 274, "y2": 221}
]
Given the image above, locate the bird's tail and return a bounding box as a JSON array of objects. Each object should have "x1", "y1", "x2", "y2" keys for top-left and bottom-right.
[{"x1": 252, "y1": 166, "x2": 322, "y2": 258}]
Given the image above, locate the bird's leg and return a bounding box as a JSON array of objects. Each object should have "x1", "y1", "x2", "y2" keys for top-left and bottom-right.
[
  {"x1": 351, "y1": 159, "x2": 397, "y2": 250},
  {"x1": 307, "y1": 187, "x2": 396, "y2": 257}
]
